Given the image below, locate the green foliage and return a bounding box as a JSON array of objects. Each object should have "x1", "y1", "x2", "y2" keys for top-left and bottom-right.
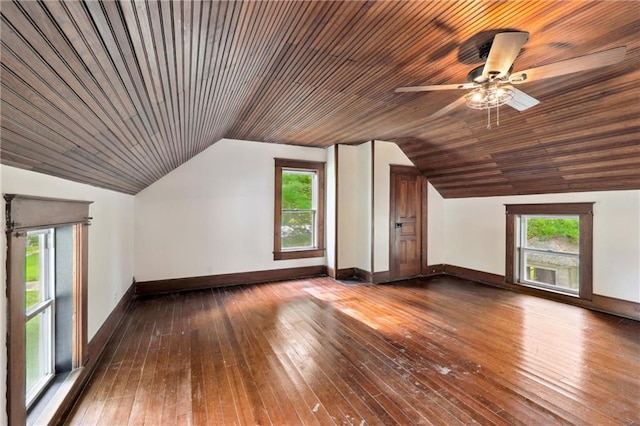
[
  {"x1": 25, "y1": 234, "x2": 47, "y2": 395},
  {"x1": 282, "y1": 211, "x2": 313, "y2": 248},
  {"x1": 26, "y1": 253, "x2": 39, "y2": 282},
  {"x1": 26, "y1": 289, "x2": 40, "y2": 308},
  {"x1": 281, "y1": 172, "x2": 314, "y2": 248},
  {"x1": 26, "y1": 235, "x2": 40, "y2": 281},
  {"x1": 527, "y1": 218, "x2": 579, "y2": 243},
  {"x1": 26, "y1": 235, "x2": 39, "y2": 253},
  {"x1": 25, "y1": 309, "x2": 41, "y2": 394},
  {"x1": 282, "y1": 172, "x2": 312, "y2": 210}
]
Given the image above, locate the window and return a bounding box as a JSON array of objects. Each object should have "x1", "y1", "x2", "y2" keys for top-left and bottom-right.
[
  {"x1": 25, "y1": 229, "x2": 56, "y2": 407},
  {"x1": 506, "y1": 203, "x2": 593, "y2": 300},
  {"x1": 519, "y1": 215, "x2": 579, "y2": 293},
  {"x1": 5, "y1": 195, "x2": 90, "y2": 425},
  {"x1": 274, "y1": 159, "x2": 325, "y2": 260}
]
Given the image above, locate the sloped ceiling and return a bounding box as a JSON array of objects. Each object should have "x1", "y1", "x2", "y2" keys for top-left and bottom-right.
[{"x1": 1, "y1": 1, "x2": 639, "y2": 196}]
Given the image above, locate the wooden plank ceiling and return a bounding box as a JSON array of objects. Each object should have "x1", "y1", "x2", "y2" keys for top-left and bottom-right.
[{"x1": 1, "y1": 1, "x2": 639, "y2": 196}]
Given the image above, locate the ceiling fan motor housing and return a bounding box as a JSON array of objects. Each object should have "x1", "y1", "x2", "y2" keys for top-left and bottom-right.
[
  {"x1": 478, "y1": 39, "x2": 493, "y2": 61},
  {"x1": 467, "y1": 65, "x2": 485, "y2": 83}
]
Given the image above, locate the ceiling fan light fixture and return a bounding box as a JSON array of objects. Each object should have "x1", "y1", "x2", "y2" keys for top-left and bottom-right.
[
  {"x1": 465, "y1": 83, "x2": 515, "y2": 110},
  {"x1": 471, "y1": 91, "x2": 484, "y2": 102}
]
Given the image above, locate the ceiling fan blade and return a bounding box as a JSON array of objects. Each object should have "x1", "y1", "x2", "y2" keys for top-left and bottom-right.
[
  {"x1": 482, "y1": 32, "x2": 529, "y2": 79},
  {"x1": 507, "y1": 89, "x2": 540, "y2": 111},
  {"x1": 395, "y1": 82, "x2": 476, "y2": 93},
  {"x1": 430, "y1": 95, "x2": 467, "y2": 119},
  {"x1": 511, "y1": 46, "x2": 626, "y2": 83}
]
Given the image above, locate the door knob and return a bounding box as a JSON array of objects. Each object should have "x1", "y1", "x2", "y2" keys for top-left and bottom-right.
[{"x1": 395, "y1": 222, "x2": 402, "y2": 228}]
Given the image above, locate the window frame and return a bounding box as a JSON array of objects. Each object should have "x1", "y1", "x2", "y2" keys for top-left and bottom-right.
[
  {"x1": 273, "y1": 158, "x2": 326, "y2": 260},
  {"x1": 5, "y1": 194, "x2": 91, "y2": 425},
  {"x1": 505, "y1": 203, "x2": 593, "y2": 300}
]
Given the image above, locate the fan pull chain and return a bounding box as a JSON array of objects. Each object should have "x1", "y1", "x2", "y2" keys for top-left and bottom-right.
[{"x1": 486, "y1": 104, "x2": 502, "y2": 129}]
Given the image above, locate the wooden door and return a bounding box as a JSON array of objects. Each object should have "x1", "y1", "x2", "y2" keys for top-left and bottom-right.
[{"x1": 390, "y1": 166, "x2": 423, "y2": 279}]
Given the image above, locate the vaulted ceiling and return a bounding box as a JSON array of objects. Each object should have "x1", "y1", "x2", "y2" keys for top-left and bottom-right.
[{"x1": 1, "y1": 1, "x2": 639, "y2": 196}]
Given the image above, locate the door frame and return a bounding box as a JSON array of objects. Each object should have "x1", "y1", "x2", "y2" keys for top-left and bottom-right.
[{"x1": 389, "y1": 165, "x2": 428, "y2": 280}]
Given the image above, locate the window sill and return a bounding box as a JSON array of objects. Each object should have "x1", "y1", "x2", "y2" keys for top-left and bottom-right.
[
  {"x1": 274, "y1": 248, "x2": 325, "y2": 260},
  {"x1": 28, "y1": 368, "x2": 82, "y2": 426},
  {"x1": 518, "y1": 280, "x2": 579, "y2": 297}
]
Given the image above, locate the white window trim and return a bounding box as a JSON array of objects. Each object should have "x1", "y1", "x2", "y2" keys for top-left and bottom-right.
[{"x1": 25, "y1": 229, "x2": 57, "y2": 408}]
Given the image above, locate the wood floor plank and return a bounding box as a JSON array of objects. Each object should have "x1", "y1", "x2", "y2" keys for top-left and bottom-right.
[
  {"x1": 336, "y1": 283, "x2": 578, "y2": 424},
  {"x1": 73, "y1": 311, "x2": 140, "y2": 424},
  {"x1": 65, "y1": 276, "x2": 640, "y2": 425},
  {"x1": 202, "y1": 326, "x2": 234, "y2": 425},
  {"x1": 295, "y1": 294, "x2": 474, "y2": 425},
  {"x1": 280, "y1": 312, "x2": 386, "y2": 424},
  {"x1": 382, "y1": 282, "x2": 628, "y2": 424},
  {"x1": 229, "y1": 314, "x2": 300, "y2": 424},
  {"x1": 267, "y1": 295, "x2": 432, "y2": 424}
]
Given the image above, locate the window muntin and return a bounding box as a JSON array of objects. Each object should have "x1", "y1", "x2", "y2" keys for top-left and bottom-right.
[
  {"x1": 517, "y1": 215, "x2": 580, "y2": 295},
  {"x1": 274, "y1": 159, "x2": 325, "y2": 260},
  {"x1": 25, "y1": 229, "x2": 56, "y2": 407}
]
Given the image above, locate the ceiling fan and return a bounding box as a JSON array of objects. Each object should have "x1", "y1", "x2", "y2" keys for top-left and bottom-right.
[{"x1": 395, "y1": 32, "x2": 627, "y2": 127}]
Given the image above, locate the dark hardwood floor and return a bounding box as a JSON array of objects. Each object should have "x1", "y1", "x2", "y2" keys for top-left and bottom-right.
[{"x1": 66, "y1": 275, "x2": 640, "y2": 425}]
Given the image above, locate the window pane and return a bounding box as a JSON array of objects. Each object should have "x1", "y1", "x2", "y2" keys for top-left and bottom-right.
[
  {"x1": 524, "y1": 251, "x2": 579, "y2": 292},
  {"x1": 525, "y1": 217, "x2": 579, "y2": 254},
  {"x1": 526, "y1": 266, "x2": 556, "y2": 285},
  {"x1": 26, "y1": 309, "x2": 53, "y2": 400},
  {"x1": 282, "y1": 211, "x2": 314, "y2": 249},
  {"x1": 25, "y1": 234, "x2": 42, "y2": 310},
  {"x1": 282, "y1": 171, "x2": 313, "y2": 210}
]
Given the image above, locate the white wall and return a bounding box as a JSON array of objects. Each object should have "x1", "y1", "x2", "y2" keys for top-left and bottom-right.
[
  {"x1": 337, "y1": 145, "x2": 358, "y2": 269},
  {"x1": 1, "y1": 165, "x2": 135, "y2": 425},
  {"x1": 1, "y1": 166, "x2": 135, "y2": 337},
  {"x1": 134, "y1": 138, "x2": 327, "y2": 282},
  {"x1": 335, "y1": 143, "x2": 372, "y2": 271},
  {"x1": 325, "y1": 145, "x2": 337, "y2": 270},
  {"x1": 427, "y1": 183, "x2": 445, "y2": 265},
  {"x1": 355, "y1": 142, "x2": 372, "y2": 271},
  {"x1": 443, "y1": 190, "x2": 640, "y2": 302}
]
